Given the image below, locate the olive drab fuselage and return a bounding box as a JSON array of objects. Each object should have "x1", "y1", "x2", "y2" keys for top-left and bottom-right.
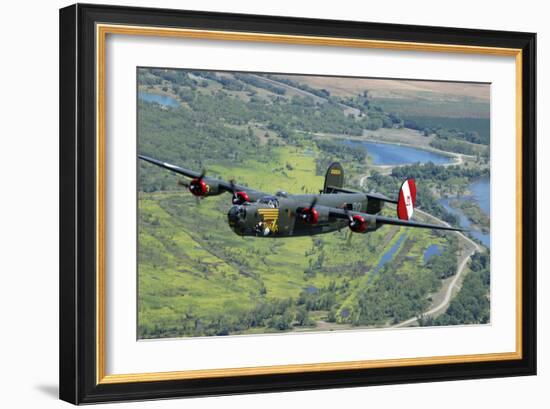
[{"x1": 227, "y1": 192, "x2": 382, "y2": 237}]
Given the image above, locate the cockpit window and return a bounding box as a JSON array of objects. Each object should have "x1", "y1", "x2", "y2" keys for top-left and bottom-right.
[{"x1": 258, "y1": 196, "x2": 279, "y2": 208}]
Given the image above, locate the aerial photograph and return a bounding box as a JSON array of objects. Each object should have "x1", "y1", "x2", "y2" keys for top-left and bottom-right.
[{"x1": 136, "y1": 67, "x2": 491, "y2": 339}]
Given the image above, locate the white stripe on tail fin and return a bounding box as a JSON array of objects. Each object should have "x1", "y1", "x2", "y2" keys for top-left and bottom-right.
[{"x1": 397, "y1": 178, "x2": 416, "y2": 221}]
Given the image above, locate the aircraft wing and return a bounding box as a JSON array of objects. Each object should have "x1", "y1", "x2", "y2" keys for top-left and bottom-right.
[
  {"x1": 370, "y1": 214, "x2": 465, "y2": 231},
  {"x1": 138, "y1": 154, "x2": 267, "y2": 201},
  {"x1": 328, "y1": 207, "x2": 464, "y2": 232},
  {"x1": 139, "y1": 154, "x2": 202, "y2": 178}
]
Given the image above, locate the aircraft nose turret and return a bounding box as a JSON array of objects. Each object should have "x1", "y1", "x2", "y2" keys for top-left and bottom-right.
[
  {"x1": 227, "y1": 205, "x2": 241, "y2": 225},
  {"x1": 227, "y1": 205, "x2": 248, "y2": 234}
]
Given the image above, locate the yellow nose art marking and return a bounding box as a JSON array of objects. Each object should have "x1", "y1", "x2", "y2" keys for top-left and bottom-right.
[{"x1": 258, "y1": 208, "x2": 279, "y2": 233}]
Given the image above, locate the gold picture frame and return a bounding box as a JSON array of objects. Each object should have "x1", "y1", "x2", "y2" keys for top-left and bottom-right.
[{"x1": 60, "y1": 3, "x2": 536, "y2": 404}]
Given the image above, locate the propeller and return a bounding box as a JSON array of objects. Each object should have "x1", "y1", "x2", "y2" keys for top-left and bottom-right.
[
  {"x1": 188, "y1": 169, "x2": 208, "y2": 197},
  {"x1": 310, "y1": 196, "x2": 318, "y2": 209},
  {"x1": 229, "y1": 179, "x2": 236, "y2": 200},
  {"x1": 177, "y1": 179, "x2": 200, "y2": 204},
  {"x1": 300, "y1": 196, "x2": 319, "y2": 224},
  {"x1": 177, "y1": 169, "x2": 207, "y2": 204}
]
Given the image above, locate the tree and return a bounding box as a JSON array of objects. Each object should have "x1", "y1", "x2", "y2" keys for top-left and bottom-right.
[{"x1": 295, "y1": 306, "x2": 312, "y2": 326}]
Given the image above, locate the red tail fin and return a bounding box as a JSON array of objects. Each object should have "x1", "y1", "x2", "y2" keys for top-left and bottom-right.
[{"x1": 397, "y1": 178, "x2": 416, "y2": 221}]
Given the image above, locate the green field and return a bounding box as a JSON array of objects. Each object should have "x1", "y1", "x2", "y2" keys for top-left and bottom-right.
[{"x1": 137, "y1": 68, "x2": 489, "y2": 338}]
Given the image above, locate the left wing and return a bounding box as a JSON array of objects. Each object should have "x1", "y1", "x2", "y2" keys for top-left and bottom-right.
[
  {"x1": 328, "y1": 207, "x2": 464, "y2": 232},
  {"x1": 138, "y1": 154, "x2": 267, "y2": 202},
  {"x1": 139, "y1": 155, "x2": 202, "y2": 178}
]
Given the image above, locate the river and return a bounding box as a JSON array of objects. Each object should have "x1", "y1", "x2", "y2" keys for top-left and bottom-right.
[
  {"x1": 343, "y1": 140, "x2": 452, "y2": 166},
  {"x1": 438, "y1": 178, "x2": 490, "y2": 248}
]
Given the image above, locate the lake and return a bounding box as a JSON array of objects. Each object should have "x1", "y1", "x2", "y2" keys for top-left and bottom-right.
[
  {"x1": 423, "y1": 244, "x2": 442, "y2": 263},
  {"x1": 138, "y1": 91, "x2": 180, "y2": 108},
  {"x1": 343, "y1": 140, "x2": 452, "y2": 166},
  {"x1": 438, "y1": 177, "x2": 490, "y2": 247},
  {"x1": 370, "y1": 233, "x2": 406, "y2": 280}
]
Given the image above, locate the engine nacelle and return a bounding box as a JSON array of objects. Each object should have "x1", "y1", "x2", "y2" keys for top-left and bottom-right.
[
  {"x1": 298, "y1": 205, "x2": 332, "y2": 225},
  {"x1": 189, "y1": 178, "x2": 221, "y2": 197},
  {"x1": 349, "y1": 214, "x2": 380, "y2": 233},
  {"x1": 233, "y1": 191, "x2": 250, "y2": 205},
  {"x1": 349, "y1": 214, "x2": 368, "y2": 233},
  {"x1": 300, "y1": 207, "x2": 319, "y2": 224}
]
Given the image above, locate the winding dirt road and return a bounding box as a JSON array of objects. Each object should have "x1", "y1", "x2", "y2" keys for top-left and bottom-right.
[
  {"x1": 359, "y1": 173, "x2": 481, "y2": 328},
  {"x1": 391, "y1": 209, "x2": 480, "y2": 328}
]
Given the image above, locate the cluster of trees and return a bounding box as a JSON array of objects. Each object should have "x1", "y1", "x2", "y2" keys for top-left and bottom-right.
[
  {"x1": 233, "y1": 73, "x2": 286, "y2": 95},
  {"x1": 426, "y1": 236, "x2": 459, "y2": 279},
  {"x1": 430, "y1": 138, "x2": 487, "y2": 157},
  {"x1": 400, "y1": 118, "x2": 490, "y2": 156},
  {"x1": 333, "y1": 92, "x2": 371, "y2": 111},
  {"x1": 392, "y1": 162, "x2": 490, "y2": 198},
  {"x1": 433, "y1": 128, "x2": 487, "y2": 145},
  {"x1": 137, "y1": 99, "x2": 265, "y2": 192},
  {"x1": 315, "y1": 139, "x2": 366, "y2": 164},
  {"x1": 313, "y1": 139, "x2": 369, "y2": 177},
  {"x1": 421, "y1": 251, "x2": 490, "y2": 326},
  {"x1": 297, "y1": 282, "x2": 340, "y2": 311},
  {"x1": 330, "y1": 95, "x2": 404, "y2": 131},
  {"x1": 451, "y1": 199, "x2": 490, "y2": 232},
  {"x1": 265, "y1": 75, "x2": 331, "y2": 99},
  {"x1": 139, "y1": 297, "x2": 318, "y2": 338},
  {"x1": 391, "y1": 162, "x2": 489, "y2": 181},
  {"x1": 216, "y1": 76, "x2": 246, "y2": 91},
  {"x1": 145, "y1": 69, "x2": 201, "y2": 89},
  {"x1": 337, "y1": 95, "x2": 405, "y2": 129},
  {"x1": 363, "y1": 109, "x2": 396, "y2": 130},
  {"x1": 402, "y1": 116, "x2": 490, "y2": 146},
  {"x1": 347, "y1": 263, "x2": 438, "y2": 326},
  {"x1": 138, "y1": 71, "x2": 163, "y2": 86}
]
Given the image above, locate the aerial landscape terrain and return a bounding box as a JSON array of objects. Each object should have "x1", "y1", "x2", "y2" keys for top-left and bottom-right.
[{"x1": 137, "y1": 68, "x2": 491, "y2": 339}]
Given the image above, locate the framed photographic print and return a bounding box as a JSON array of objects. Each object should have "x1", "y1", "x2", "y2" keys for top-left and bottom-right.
[{"x1": 59, "y1": 3, "x2": 536, "y2": 404}]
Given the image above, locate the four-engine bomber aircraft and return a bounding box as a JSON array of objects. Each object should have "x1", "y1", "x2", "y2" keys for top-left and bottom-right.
[{"x1": 139, "y1": 155, "x2": 463, "y2": 238}]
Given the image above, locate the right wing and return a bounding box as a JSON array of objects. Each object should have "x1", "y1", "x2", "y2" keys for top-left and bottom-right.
[{"x1": 328, "y1": 207, "x2": 465, "y2": 232}]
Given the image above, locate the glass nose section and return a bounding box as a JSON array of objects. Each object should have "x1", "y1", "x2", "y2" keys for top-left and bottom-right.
[{"x1": 228, "y1": 205, "x2": 246, "y2": 225}]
